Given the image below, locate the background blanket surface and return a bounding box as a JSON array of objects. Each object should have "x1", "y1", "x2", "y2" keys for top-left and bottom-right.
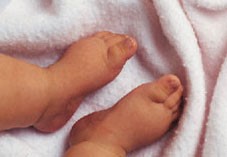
[{"x1": 0, "y1": 0, "x2": 227, "y2": 157}]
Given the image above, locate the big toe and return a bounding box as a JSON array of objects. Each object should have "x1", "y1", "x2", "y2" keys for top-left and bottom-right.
[
  {"x1": 148, "y1": 74, "x2": 183, "y2": 109},
  {"x1": 100, "y1": 33, "x2": 137, "y2": 69}
]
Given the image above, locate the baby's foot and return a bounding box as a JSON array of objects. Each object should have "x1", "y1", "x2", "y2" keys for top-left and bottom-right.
[
  {"x1": 67, "y1": 75, "x2": 183, "y2": 156},
  {"x1": 33, "y1": 32, "x2": 137, "y2": 132}
]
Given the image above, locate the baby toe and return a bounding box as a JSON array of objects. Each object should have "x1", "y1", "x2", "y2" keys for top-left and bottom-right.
[
  {"x1": 107, "y1": 37, "x2": 137, "y2": 69},
  {"x1": 164, "y1": 85, "x2": 183, "y2": 110},
  {"x1": 147, "y1": 75, "x2": 182, "y2": 104}
]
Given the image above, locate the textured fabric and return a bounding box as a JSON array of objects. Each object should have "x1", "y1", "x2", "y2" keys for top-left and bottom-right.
[{"x1": 0, "y1": 0, "x2": 226, "y2": 156}]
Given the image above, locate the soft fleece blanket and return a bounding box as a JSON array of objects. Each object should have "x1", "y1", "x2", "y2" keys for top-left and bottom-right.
[{"x1": 0, "y1": 0, "x2": 226, "y2": 157}]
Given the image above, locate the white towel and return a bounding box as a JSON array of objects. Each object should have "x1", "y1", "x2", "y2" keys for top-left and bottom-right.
[{"x1": 0, "y1": 0, "x2": 226, "y2": 156}]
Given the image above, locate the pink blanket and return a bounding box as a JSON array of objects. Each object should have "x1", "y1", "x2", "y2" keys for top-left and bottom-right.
[{"x1": 0, "y1": 0, "x2": 226, "y2": 156}]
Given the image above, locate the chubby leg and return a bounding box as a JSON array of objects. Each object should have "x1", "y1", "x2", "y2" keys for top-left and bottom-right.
[
  {"x1": 65, "y1": 75, "x2": 183, "y2": 157},
  {"x1": 0, "y1": 32, "x2": 137, "y2": 132}
]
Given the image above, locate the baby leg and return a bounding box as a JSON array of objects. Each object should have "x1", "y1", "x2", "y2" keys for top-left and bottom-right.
[
  {"x1": 0, "y1": 32, "x2": 137, "y2": 132},
  {"x1": 65, "y1": 75, "x2": 183, "y2": 157}
]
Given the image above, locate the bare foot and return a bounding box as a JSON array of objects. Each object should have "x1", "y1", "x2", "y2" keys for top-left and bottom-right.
[
  {"x1": 66, "y1": 75, "x2": 183, "y2": 157},
  {"x1": 33, "y1": 32, "x2": 137, "y2": 132}
]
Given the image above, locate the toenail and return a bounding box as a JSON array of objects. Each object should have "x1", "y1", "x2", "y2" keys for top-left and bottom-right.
[
  {"x1": 124, "y1": 37, "x2": 136, "y2": 52},
  {"x1": 168, "y1": 79, "x2": 180, "y2": 91}
]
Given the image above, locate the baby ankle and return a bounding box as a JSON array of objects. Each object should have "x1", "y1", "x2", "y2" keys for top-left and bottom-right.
[{"x1": 44, "y1": 67, "x2": 70, "y2": 101}]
